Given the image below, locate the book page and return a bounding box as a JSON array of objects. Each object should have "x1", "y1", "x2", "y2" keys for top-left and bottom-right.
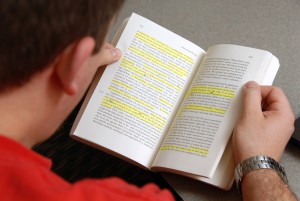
[
  {"x1": 162, "y1": 139, "x2": 235, "y2": 190},
  {"x1": 72, "y1": 13, "x2": 205, "y2": 168},
  {"x1": 153, "y1": 44, "x2": 279, "y2": 177}
]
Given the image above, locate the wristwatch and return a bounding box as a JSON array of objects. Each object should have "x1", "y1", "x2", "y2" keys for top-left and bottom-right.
[{"x1": 234, "y1": 156, "x2": 288, "y2": 193}]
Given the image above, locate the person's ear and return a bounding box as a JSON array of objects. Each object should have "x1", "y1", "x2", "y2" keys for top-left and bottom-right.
[{"x1": 54, "y1": 37, "x2": 95, "y2": 95}]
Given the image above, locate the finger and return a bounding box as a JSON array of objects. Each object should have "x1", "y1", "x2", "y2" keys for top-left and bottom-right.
[
  {"x1": 98, "y1": 42, "x2": 122, "y2": 66},
  {"x1": 102, "y1": 42, "x2": 116, "y2": 50},
  {"x1": 241, "y1": 81, "x2": 263, "y2": 116},
  {"x1": 260, "y1": 86, "x2": 292, "y2": 112}
]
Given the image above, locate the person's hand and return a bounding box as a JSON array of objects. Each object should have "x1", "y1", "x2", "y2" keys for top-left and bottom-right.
[
  {"x1": 86, "y1": 42, "x2": 122, "y2": 77},
  {"x1": 232, "y1": 81, "x2": 295, "y2": 165},
  {"x1": 97, "y1": 42, "x2": 122, "y2": 67}
]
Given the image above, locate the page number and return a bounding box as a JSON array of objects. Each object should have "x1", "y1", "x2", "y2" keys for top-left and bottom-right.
[{"x1": 249, "y1": 56, "x2": 254, "y2": 59}]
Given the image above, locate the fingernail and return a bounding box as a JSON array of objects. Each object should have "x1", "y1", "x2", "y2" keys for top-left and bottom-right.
[
  {"x1": 111, "y1": 48, "x2": 121, "y2": 59},
  {"x1": 245, "y1": 81, "x2": 258, "y2": 88}
]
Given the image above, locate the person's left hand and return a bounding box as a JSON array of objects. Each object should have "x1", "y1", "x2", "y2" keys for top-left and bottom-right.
[{"x1": 97, "y1": 42, "x2": 122, "y2": 67}]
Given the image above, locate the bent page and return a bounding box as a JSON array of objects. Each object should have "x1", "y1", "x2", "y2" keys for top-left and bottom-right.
[
  {"x1": 162, "y1": 140, "x2": 235, "y2": 190},
  {"x1": 152, "y1": 44, "x2": 279, "y2": 178},
  {"x1": 71, "y1": 13, "x2": 205, "y2": 168}
]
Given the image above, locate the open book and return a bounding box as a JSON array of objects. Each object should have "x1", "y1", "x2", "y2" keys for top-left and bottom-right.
[{"x1": 71, "y1": 13, "x2": 279, "y2": 190}]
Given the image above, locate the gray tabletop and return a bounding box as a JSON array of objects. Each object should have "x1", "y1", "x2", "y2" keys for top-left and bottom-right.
[{"x1": 110, "y1": 0, "x2": 300, "y2": 200}]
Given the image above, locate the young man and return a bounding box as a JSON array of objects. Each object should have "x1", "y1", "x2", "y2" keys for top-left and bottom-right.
[{"x1": 0, "y1": 1, "x2": 297, "y2": 200}]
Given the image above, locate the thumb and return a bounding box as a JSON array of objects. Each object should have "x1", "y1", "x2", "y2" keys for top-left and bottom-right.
[
  {"x1": 242, "y1": 81, "x2": 263, "y2": 116},
  {"x1": 99, "y1": 42, "x2": 122, "y2": 66}
]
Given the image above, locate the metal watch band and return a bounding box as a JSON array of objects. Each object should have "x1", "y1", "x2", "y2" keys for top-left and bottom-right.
[{"x1": 234, "y1": 156, "x2": 288, "y2": 194}]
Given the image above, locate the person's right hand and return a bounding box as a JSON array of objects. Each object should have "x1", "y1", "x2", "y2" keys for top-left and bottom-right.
[{"x1": 232, "y1": 81, "x2": 295, "y2": 165}]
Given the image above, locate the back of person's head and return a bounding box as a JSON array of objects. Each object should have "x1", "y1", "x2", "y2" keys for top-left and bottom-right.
[{"x1": 0, "y1": 0, "x2": 124, "y2": 91}]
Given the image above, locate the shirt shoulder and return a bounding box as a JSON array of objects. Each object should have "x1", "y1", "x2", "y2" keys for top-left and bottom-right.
[{"x1": 0, "y1": 135, "x2": 174, "y2": 201}]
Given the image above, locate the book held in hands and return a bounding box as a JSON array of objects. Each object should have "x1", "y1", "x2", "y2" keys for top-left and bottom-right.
[{"x1": 71, "y1": 13, "x2": 279, "y2": 190}]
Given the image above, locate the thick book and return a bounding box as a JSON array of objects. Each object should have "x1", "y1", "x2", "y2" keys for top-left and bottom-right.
[{"x1": 70, "y1": 13, "x2": 279, "y2": 190}]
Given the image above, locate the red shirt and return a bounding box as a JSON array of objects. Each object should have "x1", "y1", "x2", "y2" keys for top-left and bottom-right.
[{"x1": 0, "y1": 135, "x2": 174, "y2": 201}]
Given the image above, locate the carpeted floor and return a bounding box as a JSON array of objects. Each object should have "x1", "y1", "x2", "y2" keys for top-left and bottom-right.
[{"x1": 33, "y1": 101, "x2": 182, "y2": 200}]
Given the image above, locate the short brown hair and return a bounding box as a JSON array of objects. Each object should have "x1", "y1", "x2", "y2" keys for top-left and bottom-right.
[{"x1": 0, "y1": 0, "x2": 124, "y2": 91}]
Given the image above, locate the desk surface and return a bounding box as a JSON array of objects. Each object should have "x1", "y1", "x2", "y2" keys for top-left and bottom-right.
[{"x1": 111, "y1": 0, "x2": 300, "y2": 200}]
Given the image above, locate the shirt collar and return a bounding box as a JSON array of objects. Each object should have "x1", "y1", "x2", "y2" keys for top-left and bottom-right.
[{"x1": 0, "y1": 135, "x2": 52, "y2": 169}]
